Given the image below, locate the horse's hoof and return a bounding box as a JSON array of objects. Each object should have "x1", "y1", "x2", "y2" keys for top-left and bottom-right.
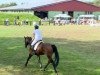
[
  {"x1": 40, "y1": 68, "x2": 43, "y2": 71},
  {"x1": 56, "y1": 73, "x2": 58, "y2": 75},
  {"x1": 40, "y1": 65, "x2": 42, "y2": 68},
  {"x1": 40, "y1": 66, "x2": 42, "y2": 69},
  {"x1": 44, "y1": 69, "x2": 45, "y2": 71},
  {"x1": 56, "y1": 72, "x2": 58, "y2": 75},
  {"x1": 25, "y1": 64, "x2": 27, "y2": 67}
]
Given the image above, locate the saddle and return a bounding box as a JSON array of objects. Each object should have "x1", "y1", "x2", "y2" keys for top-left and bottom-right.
[{"x1": 34, "y1": 40, "x2": 43, "y2": 50}]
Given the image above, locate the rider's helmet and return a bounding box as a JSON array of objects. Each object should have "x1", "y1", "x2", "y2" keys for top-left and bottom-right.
[{"x1": 34, "y1": 24, "x2": 39, "y2": 29}]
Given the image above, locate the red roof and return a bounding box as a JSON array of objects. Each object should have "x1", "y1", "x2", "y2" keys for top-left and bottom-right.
[{"x1": 32, "y1": 0, "x2": 100, "y2": 12}]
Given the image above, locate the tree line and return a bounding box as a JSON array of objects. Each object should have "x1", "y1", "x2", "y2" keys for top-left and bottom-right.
[
  {"x1": 93, "y1": 0, "x2": 100, "y2": 6},
  {"x1": 0, "y1": 2, "x2": 17, "y2": 8}
]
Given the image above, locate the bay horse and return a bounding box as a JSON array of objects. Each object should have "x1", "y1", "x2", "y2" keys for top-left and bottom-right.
[{"x1": 24, "y1": 36, "x2": 59, "y2": 74}]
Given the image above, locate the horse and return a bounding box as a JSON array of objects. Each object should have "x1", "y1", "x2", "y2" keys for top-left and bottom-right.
[{"x1": 24, "y1": 36, "x2": 59, "y2": 74}]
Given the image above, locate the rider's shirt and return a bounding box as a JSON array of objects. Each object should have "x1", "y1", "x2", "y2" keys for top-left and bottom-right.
[{"x1": 33, "y1": 29, "x2": 42, "y2": 40}]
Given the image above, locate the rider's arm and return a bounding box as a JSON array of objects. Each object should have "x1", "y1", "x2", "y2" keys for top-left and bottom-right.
[{"x1": 32, "y1": 30, "x2": 35, "y2": 39}]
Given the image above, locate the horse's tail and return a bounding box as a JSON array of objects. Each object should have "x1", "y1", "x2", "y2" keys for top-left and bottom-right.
[{"x1": 52, "y1": 45, "x2": 59, "y2": 68}]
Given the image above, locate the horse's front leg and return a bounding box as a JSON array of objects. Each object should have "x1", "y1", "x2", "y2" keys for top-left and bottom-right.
[
  {"x1": 38, "y1": 56, "x2": 42, "y2": 68},
  {"x1": 25, "y1": 54, "x2": 33, "y2": 67}
]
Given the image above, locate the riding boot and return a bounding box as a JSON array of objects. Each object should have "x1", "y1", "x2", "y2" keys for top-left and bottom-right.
[{"x1": 31, "y1": 45, "x2": 35, "y2": 55}]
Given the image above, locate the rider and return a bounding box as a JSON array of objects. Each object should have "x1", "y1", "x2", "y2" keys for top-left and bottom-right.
[{"x1": 31, "y1": 23, "x2": 43, "y2": 54}]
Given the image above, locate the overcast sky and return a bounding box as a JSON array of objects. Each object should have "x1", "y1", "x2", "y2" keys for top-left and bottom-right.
[{"x1": 0, "y1": 0, "x2": 94, "y2": 5}]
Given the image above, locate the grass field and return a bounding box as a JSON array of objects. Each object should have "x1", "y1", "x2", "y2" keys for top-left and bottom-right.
[{"x1": 0, "y1": 25, "x2": 100, "y2": 75}]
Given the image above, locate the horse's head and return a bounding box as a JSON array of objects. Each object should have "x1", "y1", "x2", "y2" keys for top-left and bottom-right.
[{"x1": 24, "y1": 36, "x2": 32, "y2": 48}]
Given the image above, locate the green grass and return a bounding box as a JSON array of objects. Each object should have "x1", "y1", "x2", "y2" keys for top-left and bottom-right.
[
  {"x1": 0, "y1": 12, "x2": 40, "y2": 25},
  {"x1": 0, "y1": 25, "x2": 100, "y2": 75}
]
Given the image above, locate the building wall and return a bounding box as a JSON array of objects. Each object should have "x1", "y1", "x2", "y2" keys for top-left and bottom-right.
[
  {"x1": 48, "y1": 11, "x2": 69, "y2": 18},
  {"x1": 74, "y1": 12, "x2": 85, "y2": 19},
  {"x1": 48, "y1": 11, "x2": 100, "y2": 19},
  {"x1": 93, "y1": 12, "x2": 100, "y2": 20},
  {"x1": 48, "y1": 11, "x2": 85, "y2": 19},
  {"x1": 48, "y1": 11, "x2": 62, "y2": 18}
]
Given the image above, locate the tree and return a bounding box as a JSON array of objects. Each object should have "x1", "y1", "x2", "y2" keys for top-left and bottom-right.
[
  {"x1": 93, "y1": 0, "x2": 100, "y2": 6},
  {"x1": 10, "y1": 2, "x2": 17, "y2": 6},
  {"x1": 0, "y1": 2, "x2": 17, "y2": 8}
]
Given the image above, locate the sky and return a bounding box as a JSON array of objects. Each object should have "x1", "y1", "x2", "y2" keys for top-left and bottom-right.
[{"x1": 0, "y1": 0, "x2": 94, "y2": 5}]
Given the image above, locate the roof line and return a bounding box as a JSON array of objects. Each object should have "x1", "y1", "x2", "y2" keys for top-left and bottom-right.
[
  {"x1": 31, "y1": 0, "x2": 71, "y2": 10},
  {"x1": 32, "y1": 0, "x2": 100, "y2": 11},
  {"x1": 76, "y1": 0, "x2": 100, "y2": 8}
]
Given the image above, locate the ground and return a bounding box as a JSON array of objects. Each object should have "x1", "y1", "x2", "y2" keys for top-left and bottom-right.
[{"x1": 0, "y1": 25, "x2": 100, "y2": 75}]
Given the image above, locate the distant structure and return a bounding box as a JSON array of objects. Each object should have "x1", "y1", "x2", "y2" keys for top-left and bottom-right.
[
  {"x1": 32, "y1": 0, "x2": 100, "y2": 19},
  {"x1": 0, "y1": 0, "x2": 100, "y2": 19}
]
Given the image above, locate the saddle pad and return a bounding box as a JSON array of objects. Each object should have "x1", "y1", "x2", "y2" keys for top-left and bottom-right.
[{"x1": 34, "y1": 41, "x2": 43, "y2": 50}]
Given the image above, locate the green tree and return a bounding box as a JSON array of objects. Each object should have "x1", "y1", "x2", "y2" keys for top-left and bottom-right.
[
  {"x1": 0, "y1": 2, "x2": 17, "y2": 8},
  {"x1": 93, "y1": 0, "x2": 100, "y2": 6},
  {"x1": 10, "y1": 2, "x2": 17, "y2": 6}
]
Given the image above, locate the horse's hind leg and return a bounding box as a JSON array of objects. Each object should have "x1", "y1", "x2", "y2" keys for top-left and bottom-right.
[
  {"x1": 44, "y1": 60, "x2": 50, "y2": 71},
  {"x1": 44, "y1": 56, "x2": 57, "y2": 74},
  {"x1": 25, "y1": 54, "x2": 33, "y2": 67},
  {"x1": 38, "y1": 56, "x2": 42, "y2": 68},
  {"x1": 48, "y1": 56, "x2": 58, "y2": 74},
  {"x1": 50, "y1": 59, "x2": 57, "y2": 73}
]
